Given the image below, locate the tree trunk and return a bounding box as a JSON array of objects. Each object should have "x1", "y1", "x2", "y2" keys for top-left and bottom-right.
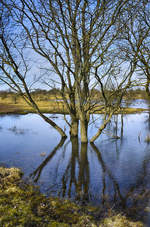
[
  {"x1": 38, "y1": 112, "x2": 67, "y2": 138},
  {"x1": 70, "y1": 118, "x2": 79, "y2": 137},
  {"x1": 90, "y1": 112, "x2": 113, "y2": 143},
  {"x1": 146, "y1": 80, "x2": 150, "y2": 97},
  {"x1": 80, "y1": 119, "x2": 88, "y2": 143}
]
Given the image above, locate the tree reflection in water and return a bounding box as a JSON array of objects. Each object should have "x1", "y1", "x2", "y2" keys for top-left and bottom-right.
[
  {"x1": 30, "y1": 137, "x2": 66, "y2": 182},
  {"x1": 91, "y1": 143, "x2": 150, "y2": 217},
  {"x1": 30, "y1": 136, "x2": 150, "y2": 222}
]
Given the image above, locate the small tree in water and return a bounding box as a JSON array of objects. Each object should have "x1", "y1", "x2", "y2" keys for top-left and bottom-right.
[{"x1": 0, "y1": 0, "x2": 142, "y2": 143}]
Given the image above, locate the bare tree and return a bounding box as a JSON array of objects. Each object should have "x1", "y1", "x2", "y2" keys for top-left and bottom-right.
[
  {"x1": 0, "y1": 0, "x2": 140, "y2": 143},
  {"x1": 116, "y1": 0, "x2": 150, "y2": 95},
  {"x1": 0, "y1": 3, "x2": 66, "y2": 138}
]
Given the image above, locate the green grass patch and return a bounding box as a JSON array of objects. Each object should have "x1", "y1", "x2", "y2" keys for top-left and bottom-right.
[{"x1": 0, "y1": 167, "x2": 144, "y2": 226}]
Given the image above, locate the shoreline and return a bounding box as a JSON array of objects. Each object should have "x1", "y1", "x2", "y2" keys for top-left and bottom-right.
[
  {"x1": 0, "y1": 102, "x2": 148, "y2": 115},
  {"x1": 0, "y1": 166, "x2": 144, "y2": 226}
]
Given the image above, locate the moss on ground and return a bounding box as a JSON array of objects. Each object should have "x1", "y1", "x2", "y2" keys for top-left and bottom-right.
[{"x1": 0, "y1": 167, "x2": 144, "y2": 226}]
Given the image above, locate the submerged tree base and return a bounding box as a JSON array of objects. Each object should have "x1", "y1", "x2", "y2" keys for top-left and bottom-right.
[{"x1": 0, "y1": 167, "x2": 143, "y2": 226}]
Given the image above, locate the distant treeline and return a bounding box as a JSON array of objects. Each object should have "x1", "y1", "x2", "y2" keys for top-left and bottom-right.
[{"x1": 0, "y1": 88, "x2": 148, "y2": 101}]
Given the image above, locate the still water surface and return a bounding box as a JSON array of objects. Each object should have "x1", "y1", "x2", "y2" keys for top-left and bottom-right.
[{"x1": 1, "y1": 109, "x2": 150, "y2": 223}]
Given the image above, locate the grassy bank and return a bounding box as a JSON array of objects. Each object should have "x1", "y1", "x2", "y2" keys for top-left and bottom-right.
[
  {"x1": 0, "y1": 167, "x2": 143, "y2": 226},
  {"x1": 0, "y1": 96, "x2": 148, "y2": 115}
]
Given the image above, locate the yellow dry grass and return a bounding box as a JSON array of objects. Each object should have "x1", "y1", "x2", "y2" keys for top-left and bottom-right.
[{"x1": 0, "y1": 95, "x2": 148, "y2": 114}]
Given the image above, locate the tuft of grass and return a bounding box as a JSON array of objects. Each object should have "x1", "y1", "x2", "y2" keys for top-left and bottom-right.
[
  {"x1": 145, "y1": 134, "x2": 150, "y2": 143},
  {"x1": 99, "y1": 214, "x2": 143, "y2": 227}
]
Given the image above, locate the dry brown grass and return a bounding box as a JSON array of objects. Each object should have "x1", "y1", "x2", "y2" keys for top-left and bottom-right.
[{"x1": 0, "y1": 95, "x2": 148, "y2": 114}]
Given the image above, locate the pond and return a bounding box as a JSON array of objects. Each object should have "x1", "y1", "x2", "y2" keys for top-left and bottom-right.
[{"x1": 1, "y1": 108, "x2": 150, "y2": 224}]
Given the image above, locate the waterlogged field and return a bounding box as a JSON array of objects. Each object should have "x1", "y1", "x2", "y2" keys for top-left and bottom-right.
[
  {"x1": 1, "y1": 110, "x2": 150, "y2": 224},
  {"x1": 0, "y1": 95, "x2": 149, "y2": 114}
]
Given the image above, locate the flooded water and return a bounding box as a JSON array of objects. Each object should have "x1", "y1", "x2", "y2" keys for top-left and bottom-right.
[
  {"x1": 122, "y1": 98, "x2": 150, "y2": 109},
  {"x1": 1, "y1": 103, "x2": 150, "y2": 224}
]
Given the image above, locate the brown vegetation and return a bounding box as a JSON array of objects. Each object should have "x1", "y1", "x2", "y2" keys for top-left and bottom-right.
[
  {"x1": 0, "y1": 89, "x2": 149, "y2": 115},
  {"x1": 0, "y1": 91, "x2": 148, "y2": 115}
]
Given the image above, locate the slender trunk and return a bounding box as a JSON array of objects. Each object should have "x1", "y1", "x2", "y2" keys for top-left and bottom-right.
[
  {"x1": 36, "y1": 110, "x2": 67, "y2": 138},
  {"x1": 90, "y1": 112, "x2": 113, "y2": 143},
  {"x1": 80, "y1": 119, "x2": 88, "y2": 143},
  {"x1": 121, "y1": 114, "x2": 124, "y2": 139},
  {"x1": 70, "y1": 118, "x2": 79, "y2": 137},
  {"x1": 0, "y1": 36, "x2": 67, "y2": 138},
  {"x1": 146, "y1": 80, "x2": 150, "y2": 97}
]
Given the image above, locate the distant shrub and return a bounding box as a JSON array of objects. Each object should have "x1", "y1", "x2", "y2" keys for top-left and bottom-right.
[{"x1": 0, "y1": 92, "x2": 8, "y2": 100}]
